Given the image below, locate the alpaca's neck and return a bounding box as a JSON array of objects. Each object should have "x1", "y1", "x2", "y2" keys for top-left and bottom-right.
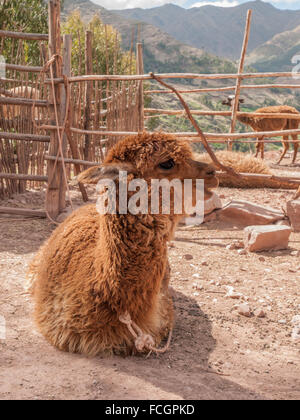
[
  {"x1": 94, "y1": 213, "x2": 178, "y2": 316},
  {"x1": 234, "y1": 102, "x2": 252, "y2": 126},
  {"x1": 237, "y1": 115, "x2": 252, "y2": 126}
]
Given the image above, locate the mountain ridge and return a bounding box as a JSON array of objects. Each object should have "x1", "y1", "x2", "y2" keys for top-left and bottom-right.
[
  {"x1": 63, "y1": 0, "x2": 237, "y2": 74},
  {"x1": 114, "y1": 1, "x2": 300, "y2": 60}
]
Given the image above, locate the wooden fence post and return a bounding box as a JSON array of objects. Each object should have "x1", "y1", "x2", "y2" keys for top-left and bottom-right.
[
  {"x1": 46, "y1": 0, "x2": 65, "y2": 219},
  {"x1": 136, "y1": 43, "x2": 144, "y2": 132},
  {"x1": 84, "y1": 30, "x2": 93, "y2": 161},
  {"x1": 58, "y1": 33, "x2": 72, "y2": 210},
  {"x1": 228, "y1": 9, "x2": 252, "y2": 150}
]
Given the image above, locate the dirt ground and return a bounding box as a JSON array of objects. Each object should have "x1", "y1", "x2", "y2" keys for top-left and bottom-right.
[{"x1": 0, "y1": 152, "x2": 299, "y2": 400}]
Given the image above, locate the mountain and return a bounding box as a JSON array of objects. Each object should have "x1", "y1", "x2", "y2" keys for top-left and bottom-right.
[
  {"x1": 246, "y1": 25, "x2": 300, "y2": 72},
  {"x1": 62, "y1": 0, "x2": 237, "y2": 74},
  {"x1": 114, "y1": 1, "x2": 300, "y2": 60}
]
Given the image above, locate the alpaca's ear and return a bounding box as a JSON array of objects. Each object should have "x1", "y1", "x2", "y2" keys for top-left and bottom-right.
[{"x1": 76, "y1": 163, "x2": 136, "y2": 184}]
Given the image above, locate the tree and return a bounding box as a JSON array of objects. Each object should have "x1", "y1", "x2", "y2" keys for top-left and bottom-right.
[
  {"x1": 0, "y1": 0, "x2": 48, "y2": 66},
  {"x1": 62, "y1": 11, "x2": 135, "y2": 76}
]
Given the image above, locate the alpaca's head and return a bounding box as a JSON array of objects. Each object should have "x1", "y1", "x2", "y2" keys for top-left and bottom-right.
[
  {"x1": 222, "y1": 95, "x2": 244, "y2": 108},
  {"x1": 77, "y1": 132, "x2": 218, "y2": 217}
]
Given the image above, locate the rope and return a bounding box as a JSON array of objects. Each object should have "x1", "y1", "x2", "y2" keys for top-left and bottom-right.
[{"x1": 119, "y1": 311, "x2": 173, "y2": 355}]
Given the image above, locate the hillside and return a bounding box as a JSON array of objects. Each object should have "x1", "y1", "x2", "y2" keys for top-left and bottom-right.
[
  {"x1": 115, "y1": 1, "x2": 300, "y2": 60},
  {"x1": 246, "y1": 25, "x2": 300, "y2": 72},
  {"x1": 62, "y1": 0, "x2": 237, "y2": 74}
]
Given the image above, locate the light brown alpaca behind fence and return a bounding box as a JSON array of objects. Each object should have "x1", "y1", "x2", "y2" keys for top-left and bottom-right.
[
  {"x1": 0, "y1": 86, "x2": 39, "y2": 120},
  {"x1": 28, "y1": 132, "x2": 219, "y2": 356},
  {"x1": 222, "y1": 95, "x2": 299, "y2": 164}
]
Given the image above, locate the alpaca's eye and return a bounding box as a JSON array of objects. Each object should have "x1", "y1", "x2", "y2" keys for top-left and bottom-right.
[
  {"x1": 158, "y1": 159, "x2": 175, "y2": 170},
  {"x1": 206, "y1": 170, "x2": 215, "y2": 176}
]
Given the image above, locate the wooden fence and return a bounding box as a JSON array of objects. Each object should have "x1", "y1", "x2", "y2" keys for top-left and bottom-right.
[{"x1": 1, "y1": 3, "x2": 300, "y2": 221}]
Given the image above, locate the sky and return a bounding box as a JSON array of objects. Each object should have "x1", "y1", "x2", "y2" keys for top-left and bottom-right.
[{"x1": 91, "y1": 0, "x2": 300, "y2": 11}]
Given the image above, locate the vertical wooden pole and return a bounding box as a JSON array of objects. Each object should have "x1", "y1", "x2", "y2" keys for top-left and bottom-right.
[
  {"x1": 136, "y1": 43, "x2": 144, "y2": 132},
  {"x1": 46, "y1": 0, "x2": 64, "y2": 219},
  {"x1": 84, "y1": 30, "x2": 93, "y2": 161},
  {"x1": 228, "y1": 9, "x2": 252, "y2": 150},
  {"x1": 58, "y1": 34, "x2": 72, "y2": 210}
]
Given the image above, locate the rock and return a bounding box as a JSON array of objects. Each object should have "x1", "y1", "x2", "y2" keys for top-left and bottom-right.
[
  {"x1": 244, "y1": 225, "x2": 292, "y2": 253},
  {"x1": 225, "y1": 286, "x2": 243, "y2": 299},
  {"x1": 291, "y1": 326, "x2": 300, "y2": 341},
  {"x1": 215, "y1": 200, "x2": 284, "y2": 227},
  {"x1": 226, "y1": 240, "x2": 244, "y2": 250},
  {"x1": 204, "y1": 192, "x2": 222, "y2": 215},
  {"x1": 275, "y1": 219, "x2": 291, "y2": 227},
  {"x1": 237, "y1": 248, "x2": 247, "y2": 255},
  {"x1": 192, "y1": 282, "x2": 203, "y2": 291},
  {"x1": 291, "y1": 250, "x2": 300, "y2": 257},
  {"x1": 278, "y1": 319, "x2": 287, "y2": 324},
  {"x1": 254, "y1": 309, "x2": 266, "y2": 318},
  {"x1": 259, "y1": 256, "x2": 265, "y2": 262},
  {"x1": 184, "y1": 254, "x2": 193, "y2": 260},
  {"x1": 237, "y1": 303, "x2": 252, "y2": 317},
  {"x1": 184, "y1": 192, "x2": 222, "y2": 225},
  {"x1": 286, "y1": 200, "x2": 300, "y2": 232}
]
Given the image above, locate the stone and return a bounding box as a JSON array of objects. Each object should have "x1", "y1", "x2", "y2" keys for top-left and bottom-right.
[
  {"x1": 204, "y1": 192, "x2": 222, "y2": 215},
  {"x1": 254, "y1": 309, "x2": 266, "y2": 318},
  {"x1": 244, "y1": 225, "x2": 292, "y2": 253},
  {"x1": 237, "y1": 303, "x2": 252, "y2": 317},
  {"x1": 215, "y1": 200, "x2": 284, "y2": 227},
  {"x1": 291, "y1": 326, "x2": 300, "y2": 342},
  {"x1": 275, "y1": 219, "x2": 291, "y2": 227},
  {"x1": 225, "y1": 286, "x2": 243, "y2": 299},
  {"x1": 286, "y1": 200, "x2": 300, "y2": 232},
  {"x1": 226, "y1": 240, "x2": 244, "y2": 250},
  {"x1": 184, "y1": 254, "x2": 193, "y2": 260},
  {"x1": 184, "y1": 192, "x2": 222, "y2": 225}
]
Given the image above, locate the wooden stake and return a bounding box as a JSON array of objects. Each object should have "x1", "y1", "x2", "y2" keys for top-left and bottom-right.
[
  {"x1": 83, "y1": 30, "x2": 93, "y2": 161},
  {"x1": 229, "y1": 9, "x2": 252, "y2": 150},
  {"x1": 46, "y1": 0, "x2": 64, "y2": 219},
  {"x1": 136, "y1": 43, "x2": 144, "y2": 132}
]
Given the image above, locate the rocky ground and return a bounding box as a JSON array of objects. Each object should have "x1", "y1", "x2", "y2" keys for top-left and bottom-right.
[{"x1": 0, "y1": 152, "x2": 299, "y2": 400}]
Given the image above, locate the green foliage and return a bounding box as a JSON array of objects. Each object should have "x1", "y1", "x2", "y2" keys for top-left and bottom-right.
[
  {"x1": 62, "y1": 11, "x2": 136, "y2": 76},
  {"x1": 0, "y1": 0, "x2": 48, "y2": 66}
]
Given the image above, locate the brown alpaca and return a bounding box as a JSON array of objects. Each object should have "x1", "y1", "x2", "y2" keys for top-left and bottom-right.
[
  {"x1": 222, "y1": 95, "x2": 299, "y2": 164},
  {"x1": 0, "y1": 86, "x2": 39, "y2": 120},
  {"x1": 28, "y1": 132, "x2": 218, "y2": 356}
]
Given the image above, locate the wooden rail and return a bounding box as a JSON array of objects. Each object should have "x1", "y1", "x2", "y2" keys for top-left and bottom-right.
[
  {"x1": 5, "y1": 63, "x2": 44, "y2": 73},
  {"x1": 67, "y1": 71, "x2": 299, "y2": 83},
  {"x1": 0, "y1": 30, "x2": 48, "y2": 41},
  {"x1": 0, "y1": 132, "x2": 50, "y2": 142},
  {"x1": 0, "y1": 207, "x2": 47, "y2": 218},
  {"x1": 144, "y1": 109, "x2": 300, "y2": 119},
  {"x1": 0, "y1": 173, "x2": 48, "y2": 182},
  {"x1": 145, "y1": 84, "x2": 300, "y2": 94},
  {"x1": 45, "y1": 155, "x2": 97, "y2": 167},
  {"x1": 0, "y1": 97, "x2": 49, "y2": 107},
  {"x1": 69, "y1": 127, "x2": 300, "y2": 140}
]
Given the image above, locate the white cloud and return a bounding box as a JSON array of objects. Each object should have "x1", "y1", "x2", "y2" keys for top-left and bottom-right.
[
  {"x1": 91, "y1": 0, "x2": 186, "y2": 9},
  {"x1": 190, "y1": 1, "x2": 239, "y2": 7}
]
